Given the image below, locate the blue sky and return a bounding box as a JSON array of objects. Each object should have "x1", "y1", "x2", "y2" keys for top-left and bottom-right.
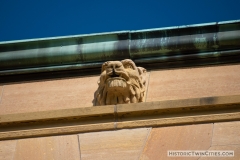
[{"x1": 0, "y1": 0, "x2": 240, "y2": 42}]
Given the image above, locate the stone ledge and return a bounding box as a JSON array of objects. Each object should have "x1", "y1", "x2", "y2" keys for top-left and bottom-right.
[{"x1": 0, "y1": 95, "x2": 240, "y2": 140}]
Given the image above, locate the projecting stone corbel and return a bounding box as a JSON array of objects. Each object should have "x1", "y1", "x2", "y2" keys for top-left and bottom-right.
[{"x1": 94, "y1": 59, "x2": 147, "y2": 106}]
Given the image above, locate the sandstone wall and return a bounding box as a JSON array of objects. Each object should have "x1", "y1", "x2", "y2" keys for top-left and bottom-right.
[
  {"x1": 0, "y1": 64, "x2": 240, "y2": 160},
  {"x1": 0, "y1": 64, "x2": 240, "y2": 114},
  {"x1": 1, "y1": 121, "x2": 240, "y2": 160}
]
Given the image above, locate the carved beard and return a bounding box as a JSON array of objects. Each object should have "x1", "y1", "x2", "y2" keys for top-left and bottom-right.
[{"x1": 94, "y1": 59, "x2": 146, "y2": 106}]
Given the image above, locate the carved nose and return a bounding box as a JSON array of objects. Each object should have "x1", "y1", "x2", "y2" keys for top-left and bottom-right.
[{"x1": 110, "y1": 68, "x2": 119, "y2": 77}]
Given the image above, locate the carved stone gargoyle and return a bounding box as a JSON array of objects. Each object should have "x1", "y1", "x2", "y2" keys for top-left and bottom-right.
[{"x1": 94, "y1": 59, "x2": 147, "y2": 106}]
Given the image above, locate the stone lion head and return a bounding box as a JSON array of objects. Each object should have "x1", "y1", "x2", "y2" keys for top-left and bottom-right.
[{"x1": 94, "y1": 59, "x2": 147, "y2": 106}]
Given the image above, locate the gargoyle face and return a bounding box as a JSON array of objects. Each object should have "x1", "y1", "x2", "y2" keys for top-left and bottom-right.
[{"x1": 94, "y1": 59, "x2": 147, "y2": 106}]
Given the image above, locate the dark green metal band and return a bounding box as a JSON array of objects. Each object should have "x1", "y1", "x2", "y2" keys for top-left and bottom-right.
[{"x1": 0, "y1": 20, "x2": 240, "y2": 76}]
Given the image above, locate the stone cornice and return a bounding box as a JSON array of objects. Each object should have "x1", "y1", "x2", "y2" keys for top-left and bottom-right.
[{"x1": 0, "y1": 95, "x2": 240, "y2": 140}]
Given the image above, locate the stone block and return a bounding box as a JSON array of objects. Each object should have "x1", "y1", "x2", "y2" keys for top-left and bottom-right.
[
  {"x1": 14, "y1": 135, "x2": 80, "y2": 160},
  {"x1": 79, "y1": 128, "x2": 151, "y2": 160},
  {"x1": 147, "y1": 64, "x2": 240, "y2": 102},
  {"x1": 140, "y1": 124, "x2": 213, "y2": 160},
  {"x1": 198, "y1": 145, "x2": 240, "y2": 160},
  {"x1": 0, "y1": 140, "x2": 16, "y2": 160},
  {"x1": 212, "y1": 121, "x2": 240, "y2": 146},
  {"x1": 0, "y1": 76, "x2": 98, "y2": 114}
]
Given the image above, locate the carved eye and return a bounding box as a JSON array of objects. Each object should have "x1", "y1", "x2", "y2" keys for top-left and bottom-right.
[
  {"x1": 116, "y1": 64, "x2": 121, "y2": 68},
  {"x1": 125, "y1": 64, "x2": 133, "y2": 69}
]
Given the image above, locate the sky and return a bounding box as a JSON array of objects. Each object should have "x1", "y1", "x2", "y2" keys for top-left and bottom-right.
[{"x1": 0, "y1": 0, "x2": 240, "y2": 42}]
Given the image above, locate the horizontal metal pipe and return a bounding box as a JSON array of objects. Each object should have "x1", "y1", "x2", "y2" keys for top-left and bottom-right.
[
  {"x1": 134, "y1": 49, "x2": 240, "y2": 64},
  {"x1": 0, "y1": 20, "x2": 240, "y2": 75},
  {"x1": 1, "y1": 49, "x2": 240, "y2": 76}
]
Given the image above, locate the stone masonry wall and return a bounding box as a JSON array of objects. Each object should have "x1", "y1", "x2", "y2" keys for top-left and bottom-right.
[
  {"x1": 0, "y1": 64, "x2": 240, "y2": 114},
  {"x1": 1, "y1": 121, "x2": 240, "y2": 160},
  {"x1": 0, "y1": 64, "x2": 240, "y2": 160}
]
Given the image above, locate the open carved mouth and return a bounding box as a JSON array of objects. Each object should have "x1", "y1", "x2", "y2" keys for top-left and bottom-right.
[
  {"x1": 107, "y1": 77, "x2": 127, "y2": 88},
  {"x1": 110, "y1": 74, "x2": 119, "y2": 78},
  {"x1": 106, "y1": 69, "x2": 130, "y2": 88}
]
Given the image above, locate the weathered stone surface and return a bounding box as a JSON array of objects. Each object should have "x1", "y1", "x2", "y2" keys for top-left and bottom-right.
[
  {"x1": 147, "y1": 64, "x2": 240, "y2": 102},
  {"x1": 140, "y1": 124, "x2": 213, "y2": 160},
  {"x1": 0, "y1": 76, "x2": 98, "y2": 114},
  {"x1": 0, "y1": 140, "x2": 17, "y2": 160},
  {"x1": 198, "y1": 145, "x2": 240, "y2": 160},
  {"x1": 94, "y1": 59, "x2": 147, "y2": 105},
  {"x1": 1, "y1": 94, "x2": 239, "y2": 141},
  {"x1": 14, "y1": 135, "x2": 80, "y2": 160},
  {"x1": 212, "y1": 121, "x2": 240, "y2": 146},
  {"x1": 79, "y1": 128, "x2": 151, "y2": 160}
]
